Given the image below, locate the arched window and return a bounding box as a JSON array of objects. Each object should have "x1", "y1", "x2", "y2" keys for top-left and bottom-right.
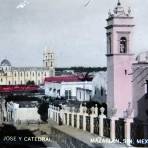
[
  {"x1": 100, "y1": 86, "x2": 104, "y2": 96},
  {"x1": 109, "y1": 36, "x2": 112, "y2": 54},
  {"x1": 107, "y1": 34, "x2": 112, "y2": 54},
  {"x1": 120, "y1": 37, "x2": 127, "y2": 53}
]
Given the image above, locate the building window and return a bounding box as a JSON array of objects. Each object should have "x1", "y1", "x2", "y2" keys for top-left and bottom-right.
[
  {"x1": 38, "y1": 73, "x2": 40, "y2": 76},
  {"x1": 20, "y1": 72, "x2": 22, "y2": 77},
  {"x1": 44, "y1": 72, "x2": 46, "y2": 76},
  {"x1": 9, "y1": 81, "x2": 11, "y2": 85},
  {"x1": 120, "y1": 37, "x2": 127, "y2": 53},
  {"x1": 65, "y1": 90, "x2": 72, "y2": 99},
  {"x1": 57, "y1": 89, "x2": 60, "y2": 95},
  {"x1": 101, "y1": 86, "x2": 104, "y2": 96},
  {"x1": 21, "y1": 80, "x2": 22, "y2": 85},
  {"x1": 15, "y1": 81, "x2": 16, "y2": 85},
  {"x1": 1, "y1": 78, "x2": 2, "y2": 82},
  {"x1": 14, "y1": 73, "x2": 16, "y2": 77},
  {"x1": 125, "y1": 69, "x2": 127, "y2": 75},
  {"x1": 32, "y1": 72, "x2": 34, "y2": 76},
  {"x1": 51, "y1": 62, "x2": 53, "y2": 67},
  {"x1": 107, "y1": 35, "x2": 112, "y2": 54},
  {"x1": 80, "y1": 91, "x2": 81, "y2": 99}
]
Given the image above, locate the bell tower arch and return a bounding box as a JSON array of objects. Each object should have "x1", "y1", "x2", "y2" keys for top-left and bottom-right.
[{"x1": 43, "y1": 47, "x2": 55, "y2": 69}]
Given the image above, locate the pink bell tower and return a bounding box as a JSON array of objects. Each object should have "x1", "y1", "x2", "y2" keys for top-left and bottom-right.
[{"x1": 106, "y1": 0, "x2": 135, "y2": 117}]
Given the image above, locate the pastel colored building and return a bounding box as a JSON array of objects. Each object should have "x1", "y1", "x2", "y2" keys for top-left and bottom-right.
[
  {"x1": 0, "y1": 48, "x2": 55, "y2": 85},
  {"x1": 106, "y1": 1, "x2": 134, "y2": 118}
]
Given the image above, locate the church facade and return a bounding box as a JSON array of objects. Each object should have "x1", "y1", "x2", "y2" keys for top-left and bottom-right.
[
  {"x1": 106, "y1": 1, "x2": 148, "y2": 122},
  {"x1": 0, "y1": 48, "x2": 55, "y2": 85},
  {"x1": 106, "y1": 1, "x2": 134, "y2": 118}
]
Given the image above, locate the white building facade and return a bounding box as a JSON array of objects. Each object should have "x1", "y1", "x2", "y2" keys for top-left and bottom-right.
[
  {"x1": 44, "y1": 76, "x2": 93, "y2": 102},
  {"x1": 132, "y1": 52, "x2": 148, "y2": 122}
]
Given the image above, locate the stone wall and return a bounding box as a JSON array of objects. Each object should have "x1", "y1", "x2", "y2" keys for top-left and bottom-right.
[
  {"x1": 14, "y1": 107, "x2": 40, "y2": 122},
  {"x1": 51, "y1": 127, "x2": 91, "y2": 148}
]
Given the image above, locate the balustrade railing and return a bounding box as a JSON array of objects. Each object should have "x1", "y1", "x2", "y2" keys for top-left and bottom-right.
[
  {"x1": 48, "y1": 104, "x2": 139, "y2": 147},
  {"x1": 86, "y1": 116, "x2": 90, "y2": 132},
  {"x1": 130, "y1": 119, "x2": 145, "y2": 147},
  {"x1": 74, "y1": 114, "x2": 77, "y2": 128},
  {"x1": 103, "y1": 118, "x2": 110, "y2": 138},
  {"x1": 79, "y1": 115, "x2": 83, "y2": 129},
  {"x1": 65, "y1": 113, "x2": 67, "y2": 125},
  {"x1": 69, "y1": 114, "x2": 72, "y2": 126},
  {"x1": 115, "y1": 118, "x2": 125, "y2": 142},
  {"x1": 94, "y1": 117, "x2": 99, "y2": 134}
]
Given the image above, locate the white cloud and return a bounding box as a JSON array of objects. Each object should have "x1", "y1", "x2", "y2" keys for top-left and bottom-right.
[{"x1": 16, "y1": 0, "x2": 30, "y2": 9}]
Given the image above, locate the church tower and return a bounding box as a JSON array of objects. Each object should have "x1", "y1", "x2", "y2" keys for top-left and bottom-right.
[
  {"x1": 43, "y1": 47, "x2": 55, "y2": 69},
  {"x1": 106, "y1": 0, "x2": 135, "y2": 117}
]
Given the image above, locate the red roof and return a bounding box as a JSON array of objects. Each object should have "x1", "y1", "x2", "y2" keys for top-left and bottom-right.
[
  {"x1": 44, "y1": 75, "x2": 81, "y2": 83},
  {"x1": 0, "y1": 85, "x2": 39, "y2": 92}
]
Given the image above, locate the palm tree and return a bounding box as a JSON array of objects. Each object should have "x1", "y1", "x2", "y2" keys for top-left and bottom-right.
[{"x1": 77, "y1": 72, "x2": 93, "y2": 81}]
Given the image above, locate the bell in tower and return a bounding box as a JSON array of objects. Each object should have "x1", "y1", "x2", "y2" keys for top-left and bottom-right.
[{"x1": 43, "y1": 47, "x2": 55, "y2": 69}]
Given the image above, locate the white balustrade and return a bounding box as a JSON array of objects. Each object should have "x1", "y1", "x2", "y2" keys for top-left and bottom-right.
[
  {"x1": 48, "y1": 104, "x2": 135, "y2": 147},
  {"x1": 124, "y1": 118, "x2": 133, "y2": 146},
  {"x1": 110, "y1": 116, "x2": 118, "y2": 140},
  {"x1": 77, "y1": 113, "x2": 80, "y2": 129},
  {"x1": 99, "y1": 107, "x2": 106, "y2": 137}
]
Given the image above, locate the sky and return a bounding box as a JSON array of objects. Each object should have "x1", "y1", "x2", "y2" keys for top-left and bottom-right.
[{"x1": 0, "y1": 0, "x2": 148, "y2": 67}]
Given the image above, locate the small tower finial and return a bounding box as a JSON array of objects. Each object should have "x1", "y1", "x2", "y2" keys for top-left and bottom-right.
[{"x1": 117, "y1": 0, "x2": 121, "y2": 6}]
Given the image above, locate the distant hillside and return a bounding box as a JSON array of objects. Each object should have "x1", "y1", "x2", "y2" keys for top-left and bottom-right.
[{"x1": 55, "y1": 67, "x2": 107, "y2": 73}]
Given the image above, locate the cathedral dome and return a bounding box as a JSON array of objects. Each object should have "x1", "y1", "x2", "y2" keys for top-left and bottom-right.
[
  {"x1": 0, "y1": 59, "x2": 11, "y2": 66},
  {"x1": 136, "y1": 51, "x2": 148, "y2": 63}
]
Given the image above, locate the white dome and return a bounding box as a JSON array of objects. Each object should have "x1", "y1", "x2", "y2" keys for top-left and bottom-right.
[{"x1": 136, "y1": 51, "x2": 148, "y2": 63}]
